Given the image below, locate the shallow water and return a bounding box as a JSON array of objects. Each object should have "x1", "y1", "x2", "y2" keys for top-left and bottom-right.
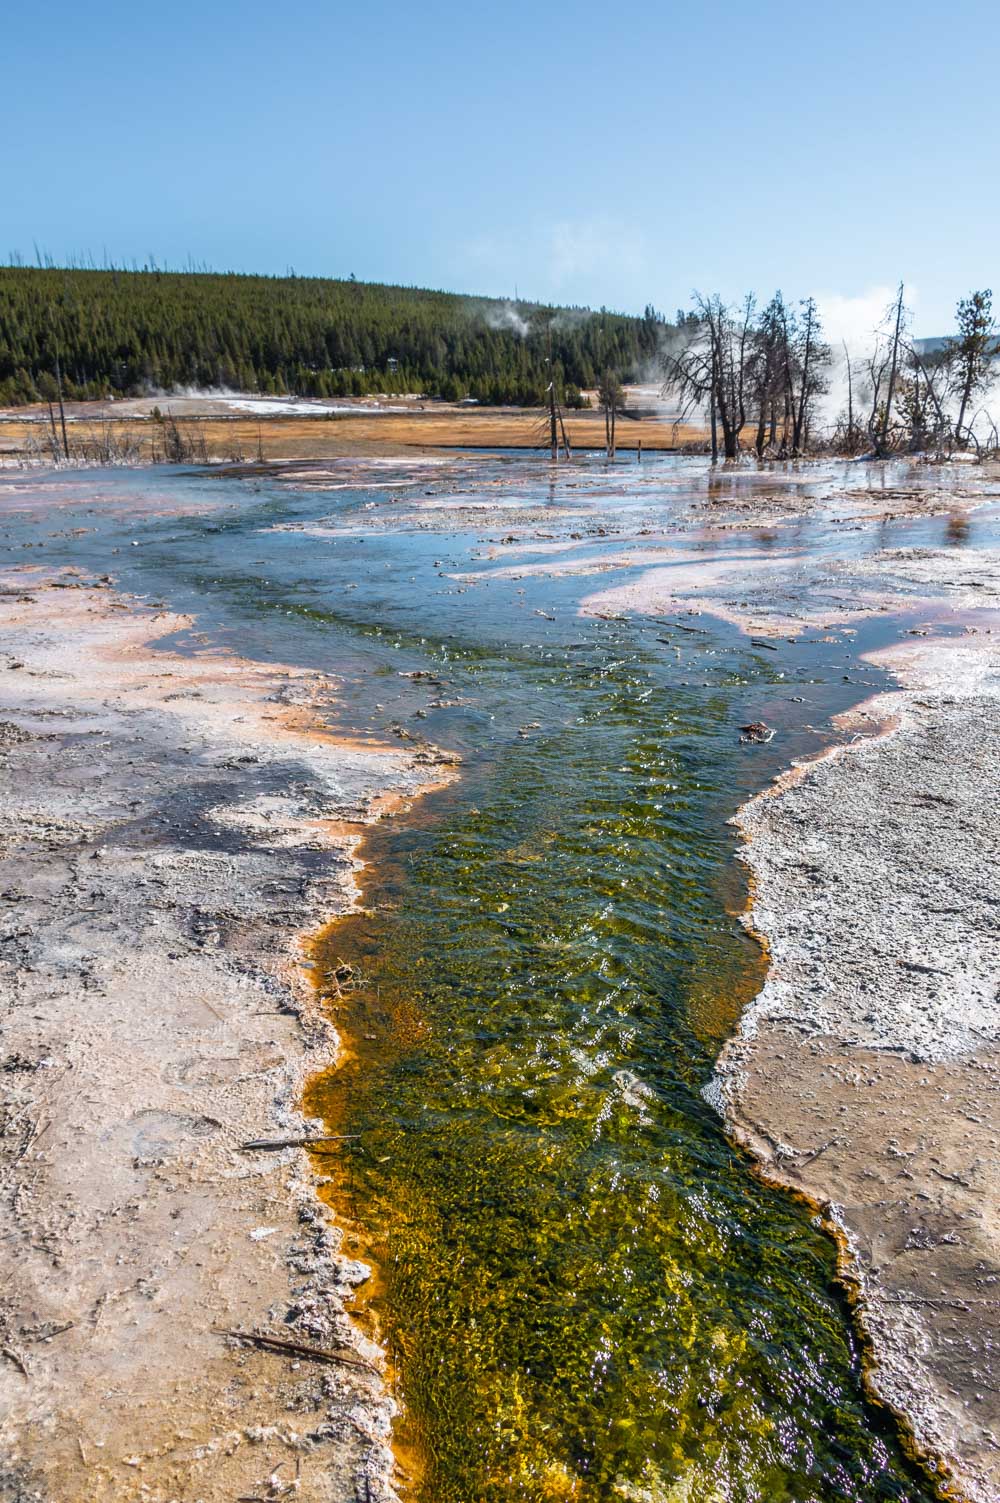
[
  {"x1": 300, "y1": 619, "x2": 937, "y2": 1501},
  {"x1": 5, "y1": 454, "x2": 984, "y2": 1500},
  {"x1": 306, "y1": 675, "x2": 929, "y2": 1502}
]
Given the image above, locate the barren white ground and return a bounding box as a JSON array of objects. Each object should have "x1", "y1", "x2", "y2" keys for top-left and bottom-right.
[
  {"x1": 707, "y1": 555, "x2": 1000, "y2": 1503},
  {"x1": 0, "y1": 570, "x2": 452, "y2": 1503}
]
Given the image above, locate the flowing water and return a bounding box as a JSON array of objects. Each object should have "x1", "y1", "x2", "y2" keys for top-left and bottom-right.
[{"x1": 6, "y1": 454, "x2": 985, "y2": 1501}]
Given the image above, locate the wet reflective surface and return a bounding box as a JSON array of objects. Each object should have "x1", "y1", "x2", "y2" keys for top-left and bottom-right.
[{"x1": 4, "y1": 454, "x2": 986, "y2": 1500}]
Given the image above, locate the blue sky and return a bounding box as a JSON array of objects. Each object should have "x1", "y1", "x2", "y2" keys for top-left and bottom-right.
[{"x1": 4, "y1": 0, "x2": 994, "y2": 335}]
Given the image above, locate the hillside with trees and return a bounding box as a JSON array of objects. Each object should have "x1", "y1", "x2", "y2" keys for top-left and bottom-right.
[{"x1": 0, "y1": 265, "x2": 667, "y2": 407}]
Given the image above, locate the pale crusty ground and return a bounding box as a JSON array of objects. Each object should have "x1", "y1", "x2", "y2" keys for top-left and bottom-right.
[
  {"x1": 3, "y1": 454, "x2": 1000, "y2": 1503},
  {"x1": 709, "y1": 605, "x2": 1000, "y2": 1501},
  {"x1": 580, "y1": 536, "x2": 1000, "y2": 639},
  {"x1": 0, "y1": 571, "x2": 453, "y2": 1502}
]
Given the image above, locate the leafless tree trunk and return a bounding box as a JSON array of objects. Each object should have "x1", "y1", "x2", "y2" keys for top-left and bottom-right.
[
  {"x1": 54, "y1": 349, "x2": 70, "y2": 460},
  {"x1": 865, "y1": 352, "x2": 885, "y2": 441},
  {"x1": 909, "y1": 347, "x2": 949, "y2": 438},
  {"x1": 709, "y1": 349, "x2": 718, "y2": 462},
  {"x1": 754, "y1": 400, "x2": 767, "y2": 459},
  {"x1": 47, "y1": 401, "x2": 60, "y2": 458},
  {"x1": 546, "y1": 327, "x2": 558, "y2": 459},
  {"x1": 780, "y1": 389, "x2": 791, "y2": 455},
  {"x1": 876, "y1": 283, "x2": 905, "y2": 457},
  {"x1": 793, "y1": 299, "x2": 819, "y2": 453},
  {"x1": 598, "y1": 370, "x2": 623, "y2": 458}
]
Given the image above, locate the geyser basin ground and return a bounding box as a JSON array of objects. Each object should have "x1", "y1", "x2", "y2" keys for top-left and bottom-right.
[{"x1": 0, "y1": 454, "x2": 996, "y2": 1502}]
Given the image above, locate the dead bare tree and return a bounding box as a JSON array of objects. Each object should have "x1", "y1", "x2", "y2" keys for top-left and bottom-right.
[
  {"x1": 722, "y1": 294, "x2": 754, "y2": 459},
  {"x1": 663, "y1": 294, "x2": 754, "y2": 460},
  {"x1": 965, "y1": 406, "x2": 1000, "y2": 459},
  {"x1": 53, "y1": 348, "x2": 70, "y2": 460},
  {"x1": 545, "y1": 323, "x2": 570, "y2": 460},
  {"x1": 872, "y1": 283, "x2": 906, "y2": 457},
  {"x1": 792, "y1": 297, "x2": 828, "y2": 454},
  {"x1": 904, "y1": 343, "x2": 952, "y2": 453},
  {"x1": 77, "y1": 421, "x2": 143, "y2": 465},
  {"x1": 45, "y1": 401, "x2": 62, "y2": 460},
  {"x1": 597, "y1": 370, "x2": 624, "y2": 457},
  {"x1": 841, "y1": 341, "x2": 863, "y2": 453},
  {"x1": 749, "y1": 294, "x2": 790, "y2": 458},
  {"x1": 862, "y1": 345, "x2": 887, "y2": 447},
  {"x1": 152, "y1": 410, "x2": 209, "y2": 464}
]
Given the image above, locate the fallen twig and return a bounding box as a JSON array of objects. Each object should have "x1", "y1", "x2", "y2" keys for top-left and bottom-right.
[
  {"x1": 654, "y1": 618, "x2": 710, "y2": 635},
  {"x1": 239, "y1": 1135, "x2": 359, "y2": 1152},
  {"x1": 929, "y1": 1165, "x2": 974, "y2": 1188},
  {"x1": 221, "y1": 1328, "x2": 379, "y2": 1372},
  {"x1": 2, "y1": 1345, "x2": 29, "y2": 1377},
  {"x1": 797, "y1": 1137, "x2": 839, "y2": 1166},
  {"x1": 38, "y1": 1321, "x2": 74, "y2": 1340}
]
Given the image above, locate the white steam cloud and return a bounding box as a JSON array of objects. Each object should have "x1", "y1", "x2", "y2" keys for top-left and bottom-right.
[
  {"x1": 814, "y1": 286, "x2": 913, "y2": 431},
  {"x1": 814, "y1": 284, "x2": 1000, "y2": 441},
  {"x1": 815, "y1": 286, "x2": 911, "y2": 355},
  {"x1": 485, "y1": 302, "x2": 531, "y2": 338}
]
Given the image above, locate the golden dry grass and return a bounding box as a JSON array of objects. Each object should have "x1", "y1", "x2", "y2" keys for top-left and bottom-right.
[{"x1": 0, "y1": 404, "x2": 711, "y2": 464}]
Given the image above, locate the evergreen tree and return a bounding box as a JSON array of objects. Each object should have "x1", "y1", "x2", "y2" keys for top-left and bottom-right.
[{"x1": 950, "y1": 289, "x2": 995, "y2": 444}]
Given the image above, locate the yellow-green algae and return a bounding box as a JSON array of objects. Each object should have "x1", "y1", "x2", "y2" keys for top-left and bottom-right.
[{"x1": 306, "y1": 650, "x2": 941, "y2": 1503}]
